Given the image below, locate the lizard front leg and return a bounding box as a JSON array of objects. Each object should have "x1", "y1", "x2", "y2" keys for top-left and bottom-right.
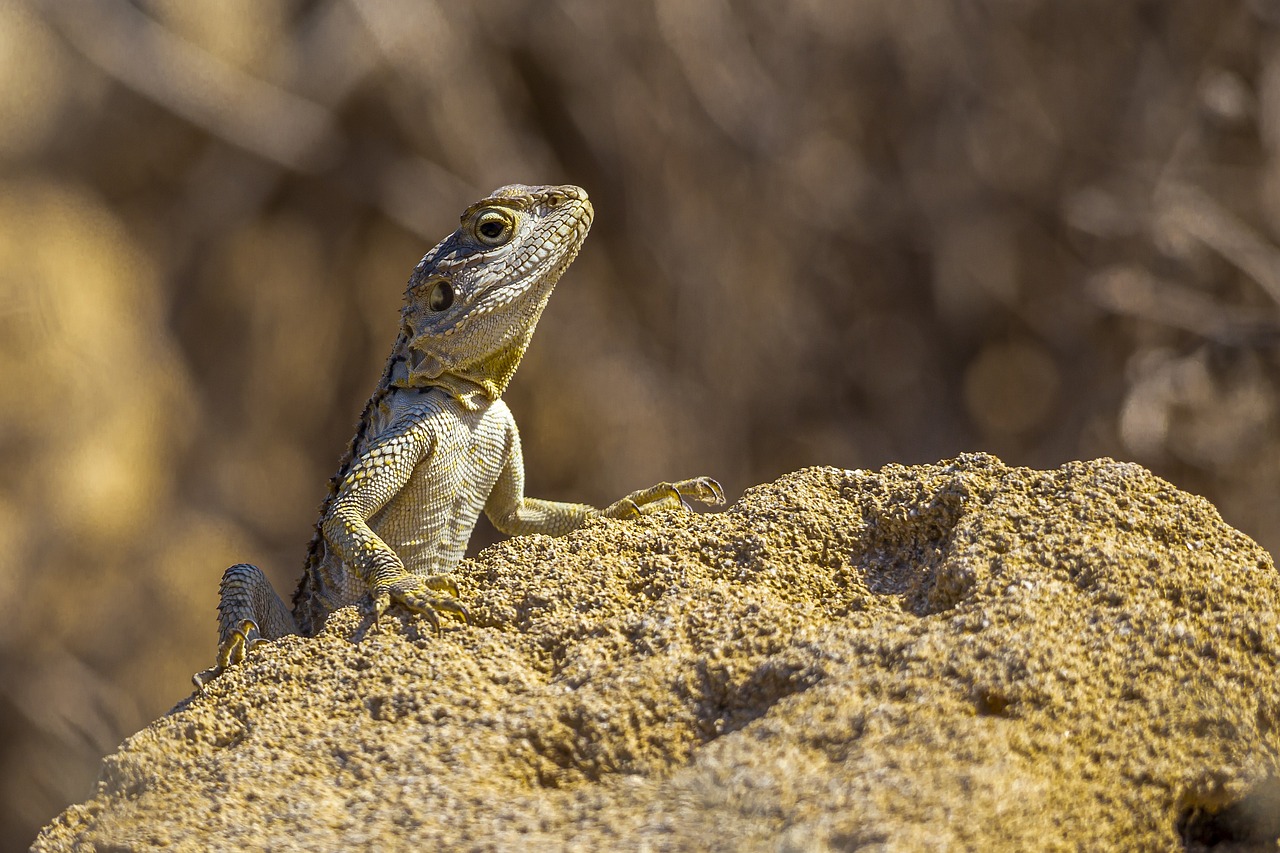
[
  {"x1": 485, "y1": 419, "x2": 724, "y2": 536},
  {"x1": 594, "y1": 477, "x2": 726, "y2": 519},
  {"x1": 323, "y1": 425, "x2": 469, "y2": 632}
]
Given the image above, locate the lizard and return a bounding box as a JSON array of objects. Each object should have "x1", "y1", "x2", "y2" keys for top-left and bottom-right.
[{"x1": 194, "y1": 183, "x2": 724, "y2": 688}]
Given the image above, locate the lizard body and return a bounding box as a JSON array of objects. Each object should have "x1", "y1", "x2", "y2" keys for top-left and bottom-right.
[{"x1": 195, "y1": 184, "x2": 723, "y2": 687}]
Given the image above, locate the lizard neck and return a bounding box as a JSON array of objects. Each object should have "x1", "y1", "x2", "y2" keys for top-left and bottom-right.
[
  {"x1": 394, "y1": 372, "x2": 490, "y2": 411},
  {"x1": 388, "y1": 326, "x2": 533, "y2": 411}
]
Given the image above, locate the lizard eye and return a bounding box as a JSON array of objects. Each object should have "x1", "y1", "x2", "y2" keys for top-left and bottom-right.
[
  {"x1": 428, "y1": 280, "x2": 454, "y2": 312},
  {"x1": 473, "y1": 209, "x2": 513, "y2": 246}
]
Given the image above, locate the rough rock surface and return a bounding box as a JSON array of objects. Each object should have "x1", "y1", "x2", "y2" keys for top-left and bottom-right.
[{"x1": 34, "y1": 455, "x2": 1280, "y2": 851}]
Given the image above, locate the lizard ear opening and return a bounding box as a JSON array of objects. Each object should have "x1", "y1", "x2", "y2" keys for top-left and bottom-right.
[{"x1": 428, "y1": 280, "x2": 454, "y2": 312}]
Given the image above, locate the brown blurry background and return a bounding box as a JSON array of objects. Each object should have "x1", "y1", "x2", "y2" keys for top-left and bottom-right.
[{"x1": 4, "y1": 0, "x2": 1280, "y2": 845}]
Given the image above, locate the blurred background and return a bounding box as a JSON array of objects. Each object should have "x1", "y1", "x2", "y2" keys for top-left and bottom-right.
[{"x1": 4, "y1": 0, "x2": 1280, "y2": 844}]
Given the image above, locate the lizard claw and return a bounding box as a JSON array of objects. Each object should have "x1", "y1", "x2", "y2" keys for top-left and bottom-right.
[{"x1": 192, "y1": 619, "x2": 264, "y2": 690}]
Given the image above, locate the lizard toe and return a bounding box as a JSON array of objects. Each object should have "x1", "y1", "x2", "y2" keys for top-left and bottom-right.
[
  {"x1": 372, "y1": 574, "x2": 468, "y2": 634},
  {"x1": 368, "y1": 591, "x2": 392, "y2": 630},
  {"x1": 191, "y1": 619, "x2": 264, "y2": 691},
  {"x1": 419, "y1": 573, "x2": 461, "y2": 598},
  {"x1": 430, "y1": 597, "x2": 470, "y2": 624},
  {"x1": 676, "y1": 476, "x2": 725, "y2": 506},
  {"x1": 192, "y1": 667, "x2": 222, "y2": 691}
]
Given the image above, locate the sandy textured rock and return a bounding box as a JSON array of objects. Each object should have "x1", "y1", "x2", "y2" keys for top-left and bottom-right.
[{"x1": 34, "y1": 456, "x2": 1280, "y2": 851}]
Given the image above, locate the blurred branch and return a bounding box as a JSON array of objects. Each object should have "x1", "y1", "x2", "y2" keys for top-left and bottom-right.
[
  {"x1": 1157, "y1": 183, "x2": 1280, "y2": 309},
  {"x1": 34, "y1": 0, "x2": 344, "y2": 172},
  {"x1": 1087, "y1": 265, "x2": 1280, "y2": 347}
]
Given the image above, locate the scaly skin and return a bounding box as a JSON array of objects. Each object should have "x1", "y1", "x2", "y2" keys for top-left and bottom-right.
[{"x1": 194, "y1": 184, "x2": 724, "y2": 688}]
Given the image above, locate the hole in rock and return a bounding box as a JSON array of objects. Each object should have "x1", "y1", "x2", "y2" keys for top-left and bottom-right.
[{"x1": 1177, "y1": 776, "x2": 1280, "y2": 850}]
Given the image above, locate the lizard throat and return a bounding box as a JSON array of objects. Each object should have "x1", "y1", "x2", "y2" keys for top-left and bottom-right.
[{"x1": 398, "y1": 322, "x2": 538, "y2": 410}]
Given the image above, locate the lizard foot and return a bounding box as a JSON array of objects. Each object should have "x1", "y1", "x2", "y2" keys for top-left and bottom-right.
[
  {"x1": 192, "y1": 619, "x2": 265, "y2": 690},
  {"x1": 368, "y1": 573, "x2": 469, "y2": 635},
  {"x1": 599, "y1": 476, "x2": 726, "y2": 519}
]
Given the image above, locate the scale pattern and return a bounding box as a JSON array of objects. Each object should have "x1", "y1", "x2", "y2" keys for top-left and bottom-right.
[{"x1": 195, "y1": 184, "x2": 724, "y2": 688}]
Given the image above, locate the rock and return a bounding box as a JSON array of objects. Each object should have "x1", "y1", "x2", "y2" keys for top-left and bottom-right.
[{"x1": 33, "y1": 455, "x2": 1280, "y2": 851}]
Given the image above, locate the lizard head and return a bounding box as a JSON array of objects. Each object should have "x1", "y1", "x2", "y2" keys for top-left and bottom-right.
[{"x1": 396, "y1": 184, "x2": 594, "y2": 405}]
